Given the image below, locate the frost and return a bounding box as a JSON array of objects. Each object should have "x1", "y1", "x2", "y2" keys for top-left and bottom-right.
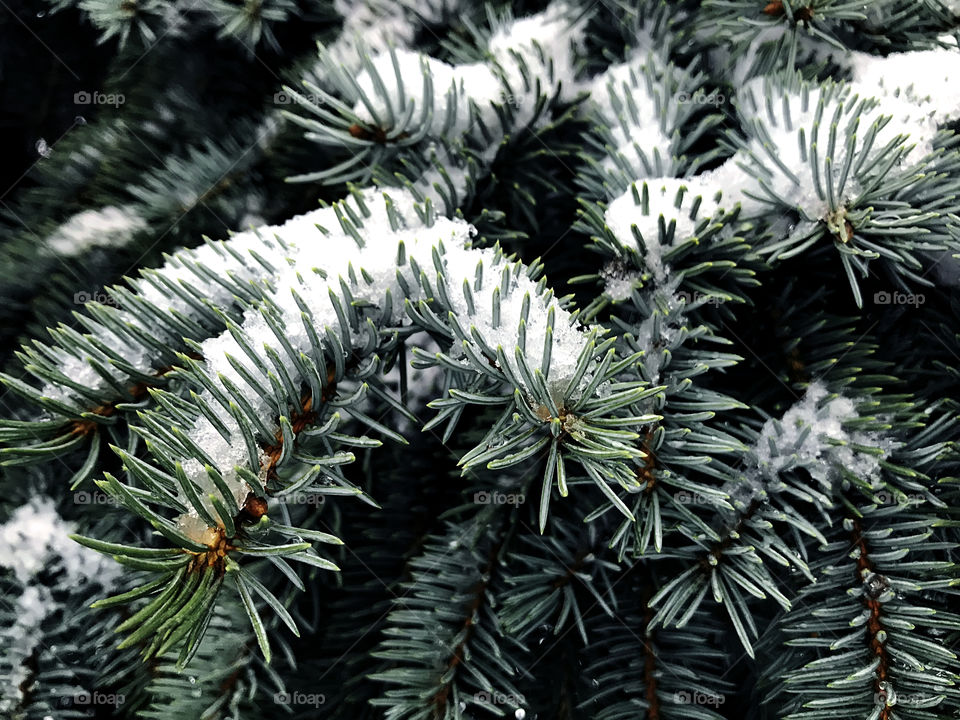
[{"x1": 45, "y1": 205, "x2": 147, "y2": 256}]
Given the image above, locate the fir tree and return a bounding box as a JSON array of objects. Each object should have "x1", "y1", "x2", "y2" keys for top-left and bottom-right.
[{"x1": 2, "y1": 1, "x2": 960, "y2": 719}]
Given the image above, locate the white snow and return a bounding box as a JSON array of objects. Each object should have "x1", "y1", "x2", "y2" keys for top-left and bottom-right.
[
  {"x1": 343, "y1": 0, "x2": 589, "y2": 192},
  {"x1": 0, "y1": 498, "x2": 119, "y2": 586},
  {"x1": 350, "y1": 51, "x2": 500, "y2": 144},
  {"x1": 322, "y1": 0, "x2": 419, "y2": 70},
  {"x1": 586, "y1": 53, "x2": 692, "y2": 182},
  {"x1": 0, "y1": 585, "x2": 52, "y2": 714},
  {"x1": 0, "y1": 498, "x2": 121, "y2": 713},
  {"x1": 45, "y1": 206, "x2": 147, "y2": 256},
  {"x1": 599, "y1": 261, "x2": 638, "y2": 301},
  {"x1": 752, "y1": 382, "x2": 893, "y2": 488},
  {"x1": 846, "y1": 47, "x2": 960, "y2": 156},
  {"x1": 603, "y1": 177, "x2": 731, "y2": 282},
  {"x1": 39, "y1": 203, "x2": 339, "y2": 406},
  {"x1": 488, "y1": 2, "x2": 587, "y2": 104},
  {"x1": 172, "y1": 187, "x2": 594, "y2": 543},
  {"x1": 687, "y1": 76, "x2": 915, "y2": 241}
]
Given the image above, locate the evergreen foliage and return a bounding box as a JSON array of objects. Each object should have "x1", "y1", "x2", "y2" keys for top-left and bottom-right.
[{"x1": 2, "y1": 1, "x2": 960, "y2": 719}]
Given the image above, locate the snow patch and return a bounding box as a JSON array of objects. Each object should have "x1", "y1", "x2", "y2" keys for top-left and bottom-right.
[{"x1": 45, "y1": 206, "x2": 147, "y2": 257}]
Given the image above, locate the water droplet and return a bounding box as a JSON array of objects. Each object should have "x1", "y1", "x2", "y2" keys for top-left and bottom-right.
[
  {"x1": 36, "y1": 138, "x2": 51, "y2": 157},
  {"x1": 458, "y1": 701, "x2": 466, "y2": 711},
  {"x1": 515, "y1": 710, "x2": 526, "y2": 719},
  {"x1": 188, "y1": 676, "x2": 197, "y2": 684},
  {"x1": 37, "y1": 10, "x2": 46, "y2": 17},
  {"x1": 591, "y1": 678, "x2": 600, "y2": 688}
]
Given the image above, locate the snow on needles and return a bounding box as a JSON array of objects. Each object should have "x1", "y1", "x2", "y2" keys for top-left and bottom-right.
[
  {"x1": 39, "y1": 204, "x2": 336, "y2": 406},
  {"x1": 0, "y1": 497, "x2": 117, "y2": 585},
  {"x1": 174, "y1": 188, "x2": 592, "y2": 543},
  {"x1": 0, "y1": 498, "x2": 120, "y2": 713},
  {"x1": 752, "y1": 382, "x2": 892, "y2": 488},
  {"x1": 846, "y1": 47, "x2": 960, "y2": 154},
  {"x1": 586, "y1": 53, "x2": 700, "y2": 181},
  {"x1": 348, "y1": 2, "x2": 587, "y2": 164},
  {"x1": 603, "y1": 177, "x2": 732, "y2": 283},
  {"x1": 45, "y1": 205, "x2": 147, "y2": 256}
]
